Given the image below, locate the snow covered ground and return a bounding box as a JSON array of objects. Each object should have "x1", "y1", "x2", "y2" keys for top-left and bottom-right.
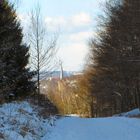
[
  {"x1": 115, "y1": 108, "x2": 140, "y2": 117},
  {"x1": 48, "y1": 116, "x2": 140, "y2": 140},
  {"x1": 0, "y1": 101, "x2": 56, "y2": 140},
  {"x1": 0, "y1": 101, "x2": 140, "y2": 140}
]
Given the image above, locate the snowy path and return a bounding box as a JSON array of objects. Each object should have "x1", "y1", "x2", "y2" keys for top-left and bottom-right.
[
  {"x1": 47, "y1": 117, "x2": 140, "y2": 140},
  {"x1": 0, "y1": 101, "x2": 140, "y2": 140}
]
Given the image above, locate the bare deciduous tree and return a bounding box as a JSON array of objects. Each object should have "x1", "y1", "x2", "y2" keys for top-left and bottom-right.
[{"x1": 28, "y1": 5, "x2": 58, "y2": 95}]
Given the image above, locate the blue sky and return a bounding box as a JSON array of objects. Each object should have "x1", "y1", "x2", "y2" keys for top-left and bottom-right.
[{"x1": 13, "y1": 0, "x2": 106, "y2": 71}]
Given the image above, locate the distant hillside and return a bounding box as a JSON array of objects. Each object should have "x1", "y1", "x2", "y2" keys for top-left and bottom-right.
[
  {"x1": 33, "y1": 71, "x2": 83, "y2": 81},
  {"x1": 43, "y1": 71, "x2": 82, "y2": 79},
  {"x1": 49, "y1": 71, "x2": 82, "y2": 77}
]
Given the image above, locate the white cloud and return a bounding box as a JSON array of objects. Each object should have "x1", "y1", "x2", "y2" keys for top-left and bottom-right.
[
  {"x1": 17, "y1": 12, "x2": 93, "y2": 71},
  {"x1": 56, "y1": 30, "x2": 94, "y2": 71},
  {"x1": 45, "y1": 16, "x2": 67, "y2": 31},
  {"x1": 17, "y1": 13, "x2": 29, "y2": 28},
  {"x1": 69, "y1": 31, "x2": 93, "y2": 42},
  {"x1": 18, "y1": 12, "x2": 92, "y2": 32},
  {"x1": 71, "y1": 12, "x2": 92, "y2": 27},
  {"x1": 44, "y1": 12, "x2": 92, "y2": 32},
  {"x1": 57, "y1": 43, "x2": 89, "y2": 71}
]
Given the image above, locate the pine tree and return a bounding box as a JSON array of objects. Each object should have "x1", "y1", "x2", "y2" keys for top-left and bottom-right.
[
  {"x1": 87, "y1": 0, "x2": 140, "y2": 116},
  {"x1": 0, "y1": 0, "x2": 35, "y2": 99}
]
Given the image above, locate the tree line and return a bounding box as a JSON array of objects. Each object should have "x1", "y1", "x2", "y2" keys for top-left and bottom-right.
[
  {"x1": 85, "y1": 0, "x2": 140, "y2": 117},
  {"x1": 0, "y1": 0, "x2": 35, "y2": 102}
]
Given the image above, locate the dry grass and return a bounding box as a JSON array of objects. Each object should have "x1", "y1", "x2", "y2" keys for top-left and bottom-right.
[{"x1": 0, "y1": 132, "x2": 5, "y2": 139}]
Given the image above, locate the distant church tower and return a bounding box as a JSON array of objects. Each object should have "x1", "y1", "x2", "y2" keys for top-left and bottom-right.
[{"x1": 59, "y1": 60, "x2": 63, "y2": 80}]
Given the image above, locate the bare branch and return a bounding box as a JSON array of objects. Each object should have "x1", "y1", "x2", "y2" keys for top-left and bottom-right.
[{"x1": 28, "y1": 4, "x2": 58, "y2": 94}]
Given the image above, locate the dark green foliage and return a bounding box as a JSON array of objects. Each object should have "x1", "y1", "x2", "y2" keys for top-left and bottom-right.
[
  {"x1": 87, "y1": 0, "x2": 140, "y2": 117},
  {"x1": 0, "y1": 0, "x2": 35, "y2": 99}
]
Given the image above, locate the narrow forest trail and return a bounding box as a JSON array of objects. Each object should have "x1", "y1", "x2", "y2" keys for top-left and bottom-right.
[{"x1": 47, "y1": 116, "x2": 140, "y2": 140}]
